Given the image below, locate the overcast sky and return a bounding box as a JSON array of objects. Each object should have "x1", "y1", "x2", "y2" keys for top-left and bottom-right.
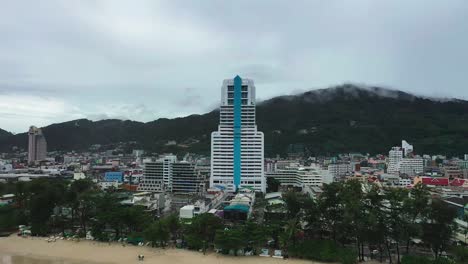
[{"x1": 1, "y1": 1, "x2": 467, "y2": 133}]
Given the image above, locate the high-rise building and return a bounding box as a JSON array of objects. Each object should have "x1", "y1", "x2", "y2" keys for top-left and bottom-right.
[
  {"x1": 28, "y1": 126, "x2": 47, "y2": 164},
  {"x1": 172, "y1": 162, "x2": 204, "y2": 193},
  {"x1": 138, "y1": 161, "x2": 165, "y2": 192},
  {"x1": 401, "y1": 140, "x2": 414, "y2": 157},
  {"x1": 210, "y1": 76, "x2": 265, "y2": 192},
  {"x1": 388, "y1": 141, "x2": 423, "y2": 175},
  {"x1": 160, "y1": 154, "x2": 177, "y2": 191},
  {"x1": 388, "y1": 147, "x2": 403, "y2": 174}
]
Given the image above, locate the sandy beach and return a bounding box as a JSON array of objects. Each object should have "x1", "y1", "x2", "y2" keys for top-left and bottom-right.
[{"x1": 0, "y1": 236, "x2": 323, "y2": 264}]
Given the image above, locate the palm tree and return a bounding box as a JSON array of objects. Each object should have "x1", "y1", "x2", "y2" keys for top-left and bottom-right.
[{"x1": 280, "y1": 217, "x2": 301, "y2": 251}]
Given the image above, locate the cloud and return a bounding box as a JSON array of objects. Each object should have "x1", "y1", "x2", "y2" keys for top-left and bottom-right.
[
  {"x1": 0, "y1": 0, "x2": 468, "y2": 132},
  {"x1": 85, "y1": 103, "x2": 156, "y2": 122},
  {"x1": 0, "y1": 94, "x2": 83, "y2": 132}
]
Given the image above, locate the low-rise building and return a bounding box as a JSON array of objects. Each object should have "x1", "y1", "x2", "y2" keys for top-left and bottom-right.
[
  {"x1": 266, "y1": 164, "x2": 332, "y2": 188},
  {"x1": 104, "y1": 171, "x2": 123, "y2": 183},
  {"x1": 328, "y1": 163, "x2": 353, "y2": 178}
]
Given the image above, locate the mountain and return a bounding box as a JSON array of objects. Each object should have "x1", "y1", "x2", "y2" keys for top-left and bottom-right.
[
  {"x1": 2, "y1": 84, "x2": 468, "y2": 156},
  {"x1": 0, "y1": 128, "x2": 12, "y2": 140}
]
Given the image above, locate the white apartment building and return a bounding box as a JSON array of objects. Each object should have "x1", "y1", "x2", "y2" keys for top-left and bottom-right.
[
  {"x1": 388, "y1": 147, "x2": 403, "y2": 174},
  {"x1": 138, "y1": 154, "x2": 203, "y2": 193},
  {"x1": 161, "y1": 155, "x2": 177, "y2": 191},
  {"x1": 210, "y1": 76, "x2": 265, "y2": 192},
  {"x1": 328, "y1": 163, "x2": 353, "y2": 178},
  {"x1": 265, "y1": 159, "x2": 300, "y2": 173},
  {"x1": 266, "y1": 167, "x2": 301, "y2": 186},
  {"x1": 398, "y1": 158, "x2": 424, "y2": 176},
  {"x1": 266, "y1": 164, "x2": 332, "y2": 188}
]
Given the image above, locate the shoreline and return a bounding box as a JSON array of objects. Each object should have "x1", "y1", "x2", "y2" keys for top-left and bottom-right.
[{"x1": 0, "y1": 235, "x2": 323, "y2": 264}]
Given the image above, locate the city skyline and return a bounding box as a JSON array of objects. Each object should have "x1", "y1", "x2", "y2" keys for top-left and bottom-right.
[{"x1": 1, "y1": 1, "x2": 468, "y2": 133}]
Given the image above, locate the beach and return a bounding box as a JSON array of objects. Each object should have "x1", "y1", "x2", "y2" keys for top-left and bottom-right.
[{"x1": 0, "y1": 236, "x2": 322, "y2": 264}]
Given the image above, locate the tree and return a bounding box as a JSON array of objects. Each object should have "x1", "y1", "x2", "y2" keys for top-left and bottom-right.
[
  {"x1": 215, "y1": 227, "x2": 245, "y2": 255},
  {"x1": 28, "y1": 179, "x2": 66, "y2": 236},
  {"x1": 92, "y1": 193, "x2": 129, "y2": 239},
  {"x1": 302, "y1": 196, "x2": 321, "y2": 238},
  {"x1": 162, "y1": 214, "x2": 181, "y2": 240},
  {"x1": 183, "y1": 213, "x2": 223, "y2": 251},
  {"x1": 75, "y1": 191, "x2": 97, "y2": 237},
  {"x1": 121, "y1": 206, "x2": 151, "y2": 235},
  {"x1": 384, "y1": 187, "x2": 409, "y2": 264},
  {"x1": 402, "y1": 183, "x2": 430, "y2": 254},
  {"x1": 67, "y1": 179, "x2": 95, "y2": 234},
  {"x1": 0, "y1": 205, "x2": 19, "y2": 232},
  {"x1": 364, "y1": 184, "x2": 386, "y2": 263},
  {"x1": 319, "y1": 182, "x2": 344, "y2": 242},
  {"x1": 283, "y1": 191, "x2": 303, "y2": 218},
  {"x1": 280, "y1": 217, "x2": 301, "y2": 250},
  {"x1": 144, "y1": 221, "x2": 169, "y2": 247},
  {"x1": 422, "y1": 199, "x2": 458, "y2": 259},
  {"x1": 265, "y1": 221, "x2": 283, "y2": 249},
  {"x1": 267, "y1": 177, "x2": 280, "y2": 193},
  {"x1": 340, "y1": 180, "x2": 366, "y2": 261}
]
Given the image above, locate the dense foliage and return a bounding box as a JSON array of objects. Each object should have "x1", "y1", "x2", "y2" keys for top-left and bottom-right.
[
  {"x1": 3, "y1": 85, "x2": 468, "y2": 156},
  {"x1": 289, "y1": 240, "x2": 357, "y2": 264},
  {"x1": 0, "y1": 179, "x2": 463, "y2": 264},
  {"x1": 401, "y1": 255, "x2": 456, "y2": 264}
]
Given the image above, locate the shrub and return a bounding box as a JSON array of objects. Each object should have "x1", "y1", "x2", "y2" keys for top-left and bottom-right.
[
  {"x1": 288, "y1": 240, "x2": 357, "y2": 264},
  {"x1": 401, "y1": 255, "x2": 433, "y2": 264},
  {"x1": 452, "y1": 246, "x2": 468, "y2": 264},
  {"x1": 401, "y1": 255, "x2": 456, "y2": 264}
]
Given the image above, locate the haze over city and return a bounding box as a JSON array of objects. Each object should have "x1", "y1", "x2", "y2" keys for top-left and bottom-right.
[{"x1": 1, "y1": 0, "x2": 468, "y2": 133}]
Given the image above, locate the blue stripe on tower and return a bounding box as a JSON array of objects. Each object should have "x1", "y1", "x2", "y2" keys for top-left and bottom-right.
[{"x1": 233, "y1": 75, "x2": 242, "y2": 192}]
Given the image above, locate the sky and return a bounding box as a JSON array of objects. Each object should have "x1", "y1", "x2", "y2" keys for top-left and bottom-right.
[{"x1": 1, "y1": 0, "x2": 468, "y2": 133}]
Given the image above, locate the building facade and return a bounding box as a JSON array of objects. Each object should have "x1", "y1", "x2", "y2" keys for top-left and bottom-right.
[
  {"x1": 210, "y1": 76, "x2": 265, "y2": 192},
  {"x1": 28, "y1": 126, "x2": 47, "y2": 164},
  {"x1": 138, "y1": 155, "x2": 203, "y2": 193},
  {"x1": 172, "y1": 162, "x2": 204, "y2": 193},
  {"x1": 401, "y1": 140, "x2": 414, "y2": 157},
  {"x1": 388, "y1": 147, "x2": 403, "y2": 174},
  {"x1": 138, "y1": 162, "x2": 165, "y2": 192},
  {"x1": 328, "y1": 163, "x2": 353, "y2": 178},
  {"x1": 398, "y1": 158, "x2": 424, "y2": 176},
  {"x1": 104, "y1": 171, "x2": 124, "y2": 183},
  {"x1": 266, "y1": 164, "x2": 332, "y2": 188},
  {"x1": 161, "y1": 155, "x2": 177, "y2": 191}
]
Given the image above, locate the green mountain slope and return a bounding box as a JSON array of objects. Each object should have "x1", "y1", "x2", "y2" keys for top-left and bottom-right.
[{"x1": 2, "y1": 84, "x2": 468, "y2": 156}]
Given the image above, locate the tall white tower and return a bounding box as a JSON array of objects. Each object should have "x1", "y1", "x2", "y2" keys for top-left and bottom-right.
[{"x1": 210, "y1": 76, "x2": 265, "y2": 192}]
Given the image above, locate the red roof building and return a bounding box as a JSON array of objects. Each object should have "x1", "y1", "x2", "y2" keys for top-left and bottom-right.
[
  {"x1": 450, "y1": 178, "x2": 466, "y2": 187},
  {"x1": 421, "y1": 177, "x2": 449, "y2": 186}
]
